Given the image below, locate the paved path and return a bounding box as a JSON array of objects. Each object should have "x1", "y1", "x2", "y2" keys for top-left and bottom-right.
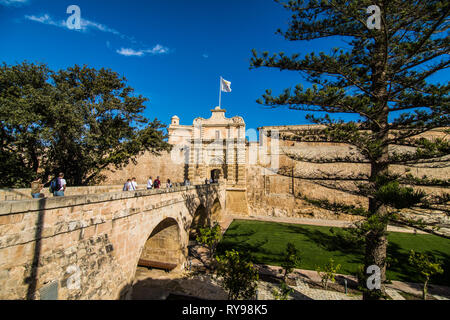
[
  {"x1": 257, "y1": 265, "x2": 450, "y2": 300},
  {"x1": 385, "y1": 288, "x2": 405, "y2": 300}
]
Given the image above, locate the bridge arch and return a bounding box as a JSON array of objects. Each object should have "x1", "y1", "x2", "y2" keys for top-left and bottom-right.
[
  {"x1": 189, "y1": 204, "x2": 208, "y2": 240},
  {"x1": 137, "y1": 217, "x2": 184, "y2": 270},
  {"x1": 210, "y1": 198, "x2": 223, "y2": 224}
]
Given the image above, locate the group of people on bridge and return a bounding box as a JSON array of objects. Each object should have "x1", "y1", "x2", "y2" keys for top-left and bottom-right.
[
  {"x1": 30, "y1": 172, "x2": 67, "y2": 198},
  {"x1": 122, "y1": 176, "x2": 192, "y2": 191},
  {"x1": 29, "y1": 172, "x2": 218, "y2": 199}
]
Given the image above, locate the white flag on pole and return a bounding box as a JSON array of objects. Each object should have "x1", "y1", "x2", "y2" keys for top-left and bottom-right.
[{"x1": 221, "y1": 77, "x2": 232, "y2": 93}]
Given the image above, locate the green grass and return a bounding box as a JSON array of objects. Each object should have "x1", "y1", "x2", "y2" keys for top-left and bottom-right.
[{"x1": 217, "y1": 219, "x2": 450, "y2": 286}]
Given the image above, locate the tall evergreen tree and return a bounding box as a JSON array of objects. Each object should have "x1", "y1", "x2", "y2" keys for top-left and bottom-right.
[
  {"x1": 0, "y1": 61, "x2": 171, "y2": 187},
  {"x1": 251, "y1": 0, "x2": 449, "y2": 299}
]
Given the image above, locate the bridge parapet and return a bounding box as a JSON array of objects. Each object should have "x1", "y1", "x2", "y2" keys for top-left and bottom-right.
[
  {"x1": 0, "y1": 184, "x2": 221, "y2": 216},
  {"x1": 0, "y1": 183, "x2": 225, "y2": 300}
]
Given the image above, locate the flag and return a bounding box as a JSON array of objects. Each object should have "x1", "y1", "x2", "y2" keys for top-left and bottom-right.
[{"x1": 221, "y1": 77, "x2": 232, "y2": 93}]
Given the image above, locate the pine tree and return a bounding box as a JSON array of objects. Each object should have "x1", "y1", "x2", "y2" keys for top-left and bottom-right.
[{"x1": 251, "y1": 0, "x2": 449, "y2": 299}]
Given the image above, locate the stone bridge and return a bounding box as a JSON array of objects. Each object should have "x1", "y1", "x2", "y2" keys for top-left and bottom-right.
[{"x1": 0, "y1": 184, "x2": 226, "y2": 300}]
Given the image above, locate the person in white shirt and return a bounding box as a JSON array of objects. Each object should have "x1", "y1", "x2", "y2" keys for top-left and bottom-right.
[
  {"x1": 130, "y1": 177, "x2": 137, "y2": 191},
  {"x1": 123, "y1": 179, "x2": 131, "y2": 191},
  {"x1": 166, "y1": 179, "x2": 173, "y2": 188},
  {"x1": 147, "y1": 176, "x2": 153, "y2": 190}
]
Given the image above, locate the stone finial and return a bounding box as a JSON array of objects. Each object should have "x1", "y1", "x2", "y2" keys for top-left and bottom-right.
[{"x1": 171, "y1": 115, "x2": 180, "y2": 125}]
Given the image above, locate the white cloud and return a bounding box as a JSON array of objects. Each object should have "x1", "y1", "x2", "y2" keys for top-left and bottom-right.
[
  {"x1": 116, "y1": 44, "x2": 170, "y2": 57},
  {"x1": 116, "y1": 48, "x2": 144, "y2": 57},
  {"x1": 24, "y1": 13, "x2": 124, "y2": 37},
  {"x1": 23, "y1": 13, "x2": 172, "y2": 58},
  {"x1": 144, "y1": 44, "x2": 169, "y2": 55},
  {"x1": 202, "y1": 53, "x2": 209, "y2": 59},
  {"x1": 25, "y1": 14, "x2": 63, "y2": 27},
  {"x1": 79, "y1": 19, "x2": 121, "y2": 36},
  {"x1": 0, "y1": 0, "x2": 29, "y2": 6}
]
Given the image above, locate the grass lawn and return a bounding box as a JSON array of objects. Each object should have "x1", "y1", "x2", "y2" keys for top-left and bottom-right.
[{"x1": 217, "y1": 219, "x2": 450, "y2": 286}]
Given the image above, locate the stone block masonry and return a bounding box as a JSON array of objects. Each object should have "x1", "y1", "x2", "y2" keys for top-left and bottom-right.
[
  {"x1": 0, "y1": 184, "x2": 225, "y2": 300},
  {"x1": 0, "y1": 185, "x2": 126, "y2": 201}
]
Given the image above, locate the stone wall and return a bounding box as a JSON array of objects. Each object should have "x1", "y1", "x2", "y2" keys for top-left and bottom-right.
[
  {"x1": 245, "y1": 165, "x2": 365, "y2": 221},
  {"x1": 91, "y1": 124, "x2": 448, "y2": 222},
  {"x1": 140, "y1": 218, "x2": 183, "y2": 265},
  {"x1": 0, "y1": 184, "x2": 225, "y2": 300},
  {"x1": 244, "y1": 126, "x2": 449, "y2": 220},
  {"x1": 225, "y1": 189, "x2": 250, "y2": 215},
  {"x1": 101, "y1": 151, "x2": 185, "y2": 186}
]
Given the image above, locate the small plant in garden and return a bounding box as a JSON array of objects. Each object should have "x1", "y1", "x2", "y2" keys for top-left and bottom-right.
[
  {"x1": 316, "y1": 258, "x2": 341, "y2": 290},
  {"x1": 408, "y1": 250, "x2": 444, "y2": 300},
  {"x1": 280, "y1": 242, "x2": 301, "y2": 281},
  {"x1": 271, "y1": 281, "x2": 293, "y2": 300},
  {"x1": 196, "y1": 223, "x2": 222, "y2": 261},
  {"x1": 216, "y1": 249, "x2": 259, "y2": 300}
]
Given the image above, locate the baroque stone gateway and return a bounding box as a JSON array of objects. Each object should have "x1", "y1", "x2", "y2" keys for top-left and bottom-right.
[{"x1": 0, "y1": 106, "x2": 448, "y2": 300}]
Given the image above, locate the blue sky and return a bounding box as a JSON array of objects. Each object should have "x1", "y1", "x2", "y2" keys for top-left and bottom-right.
[{"x1": 0, "y1": 0, "x2": 446, "y2": 141}]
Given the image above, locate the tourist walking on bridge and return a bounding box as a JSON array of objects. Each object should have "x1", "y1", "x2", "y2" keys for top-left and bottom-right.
[
  {"x1": 166, "y1": 179, "x2": 172, "y2": 188},
  {"x1": 51, "y1": 173, "x2": 66, "y2": 197},
  {"x1": 153, "y1": 176, "x2": 161, "y2": 189},
  {"x1": 147, "y1": 176, "x2": 153, "y2": 190},
  {"x1": 123, "y1": 179, "x2": 131, "y2": 191},
  {"x1": 130, "y1": 177, "x2": 137, "y2": 191}
]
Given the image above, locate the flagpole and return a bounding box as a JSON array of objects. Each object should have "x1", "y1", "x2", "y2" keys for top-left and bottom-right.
[{"x1": 219, "y1": 76, "x2": 222, "y2": 108}]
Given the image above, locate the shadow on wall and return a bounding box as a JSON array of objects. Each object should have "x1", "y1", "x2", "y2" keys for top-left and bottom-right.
[
  {"x1": 181, "y1": 184, "x2": 221, "y2": 233},
  {"x1": 189, "y1": 204, "x2": 208, "y2": 240},
  {"x1": 24, "y1": 197, "x2": 47, "y2": 300}
]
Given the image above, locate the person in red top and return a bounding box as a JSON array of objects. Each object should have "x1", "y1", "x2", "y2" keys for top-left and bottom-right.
[{"x1": 153, "y1": 176, "x2": 161, "y2": 189}]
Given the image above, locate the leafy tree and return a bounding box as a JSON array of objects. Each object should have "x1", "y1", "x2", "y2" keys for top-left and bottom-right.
[
  {"x1": 0, "y1": 62, "x2": 54, "y2": 187},
  {"x1": 408, "y1": 250, "x2": 444, "y2": 300},
  {"x1": 251, "y1": 0, "x2": 449, "y2": 299},
  {"x1": 216, "y1": 249, "x2": 259, "y2": 300},
  {"x1": 280, "y1": 242, "x2": 302, "y2": 281},
  {"x1": 316, "y1": 258, "x2": 341, "y2": 290},
  {"x1": 0, "y1": 61, "x2": 171, "y2": 187},
  {"x1": 196, "y1": 223, "x2": 222, "y2": 261}
]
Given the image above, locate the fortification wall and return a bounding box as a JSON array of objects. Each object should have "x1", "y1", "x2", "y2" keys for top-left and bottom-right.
[
  {"x1": 244, "y1": 127, "x2": 449, "y2": 220},
  {"x1": 101, "y1": 151, "x2": 185, "y2": 186}
]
